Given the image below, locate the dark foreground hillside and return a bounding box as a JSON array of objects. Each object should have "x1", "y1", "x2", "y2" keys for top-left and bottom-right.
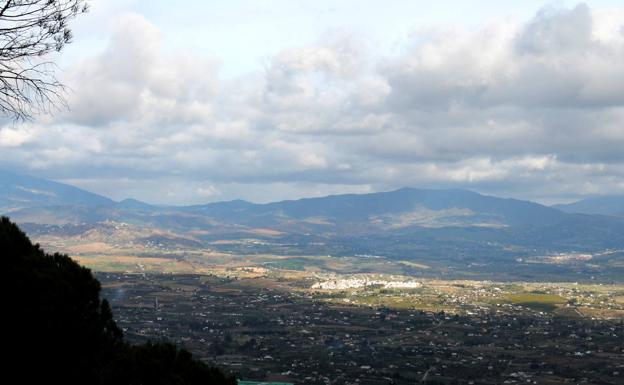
[{"x1": 0, "y1": 216, "x2": 235, "y2": 385}]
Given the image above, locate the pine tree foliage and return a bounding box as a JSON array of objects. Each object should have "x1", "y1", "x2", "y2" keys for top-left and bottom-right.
[{"x1": 1, "y1": 216, "x2": 236, "y2": 385}]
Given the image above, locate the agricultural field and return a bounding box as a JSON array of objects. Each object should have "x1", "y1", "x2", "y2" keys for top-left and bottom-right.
[
  {"x1": 99, "y1": 273, "x2": 624, "y2": 385},
  {"x1": 309, "y1": 276, "x2": 624, "y2": 319},
  {"x1": 53, "y1": 228, "x2": 624, "y2": 320},
  {"x1": 24, "y1": 220, "x2": 624, "y2": 384}
]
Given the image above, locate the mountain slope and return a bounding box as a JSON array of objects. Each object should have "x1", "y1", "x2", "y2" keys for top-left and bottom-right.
[
  {"x1": 187, "y1": 188, "x2": 566, "y2": 228},
  {"x1": 5, "y1": 171, "x2": 624, "y2": 280},
  {"x1": 554, "y1": 195, "x2": 624, "y2": 216},
  {"x1": 1, "y1": 170, "x2": 565, "y2": 229},
  {"x1": 0, "y1": 169, "x2": 113, "y2": 212}
]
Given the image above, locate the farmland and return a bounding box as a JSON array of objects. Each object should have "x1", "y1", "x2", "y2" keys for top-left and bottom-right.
[{"x1": 99, "y1": 273, "x2": 624, "y2": 385}]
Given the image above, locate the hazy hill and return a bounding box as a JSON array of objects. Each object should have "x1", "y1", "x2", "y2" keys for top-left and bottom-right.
[
  {"x1": 5, "y1": 170, "x2": 624, "y2": 262},
  {"x1": 1, "y1": 170, "x2": 566, "y2": 230},
  {"x1": 0, "y1": 170, "x2": 565, "y2": 228},
  {"x1": 116, "y1": 198, "x2": 156, "y2": 210},
  {"x1": 553, "y1": 195, "x2": 624, "y2": 217},
  {"x1": 0, "y1": 169, "x2": 599, "y2": 234},
  {"x1": 0, "y1": 169, "x2": 113, "y2": 212},
  {"x1": 239, "y1": 188, "x2": 563, "y2": 226}
]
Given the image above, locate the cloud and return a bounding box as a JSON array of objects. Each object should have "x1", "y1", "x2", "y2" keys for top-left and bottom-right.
[
  {"x1": 196, "y1": 185, "x2": 220, "y2": 198},
  {"x1": 0, "y1": 126, "x2": 36, "y2": 147},
  {"x1": 62, "y1": 13, "x2": 218, "y2": 127},
  {"x1": 3, "y1": 4, "x2": 624, "y2": 204}
]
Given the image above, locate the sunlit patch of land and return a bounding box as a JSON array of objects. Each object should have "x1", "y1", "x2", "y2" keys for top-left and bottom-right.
[
  {"x1": 71, "y1": 247, "x2": 624, "y2": 320},
  {"x1": 397, "y1": 260, "x2": 430, "y2": 269},
  {"x1": 73, "y1": 255, "x2": 203, "y2": 274},
  {"x1": 244, "y1": 228, "x2": 285, "y2": 236},
  {"x1": 26, "y1": 223, "x2": 623, "y2": 321},
  {"x1": 309, "y1": 277, "x2": 624, "y2": 319}
]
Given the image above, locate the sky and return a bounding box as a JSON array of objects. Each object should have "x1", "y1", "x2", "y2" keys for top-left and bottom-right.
[{"x1": 2, "y1": 0, "x2": 624, "y2": 205}]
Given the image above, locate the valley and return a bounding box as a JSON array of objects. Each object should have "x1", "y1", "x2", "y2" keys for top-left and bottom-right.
[
  {"x1": 4, "y1": 3, "x2": 624, "y2": 385},
  {"x1": 4, "y1": 172, "x2": 624, "y2": 384},
  {"x1": 99, "y1": 273, "x2": 624, "y2": 385},
  {"x1": 22, "y1": 216, "x2": 624, "y2": 284}
]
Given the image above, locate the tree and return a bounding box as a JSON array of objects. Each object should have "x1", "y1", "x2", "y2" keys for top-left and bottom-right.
[
  {"x1": 0, "y1": 0, "x2": 88, "y2": 120},
  {"x1": 1, "y1": 216, "x2": 236, "y2": 384}
]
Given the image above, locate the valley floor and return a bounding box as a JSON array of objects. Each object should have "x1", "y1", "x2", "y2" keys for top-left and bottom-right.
[{"x1": 100, "y1": 273, "x2": 624, "y2": 385}]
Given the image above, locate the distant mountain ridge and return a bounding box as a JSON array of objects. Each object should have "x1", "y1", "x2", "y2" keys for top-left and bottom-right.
[
  {"x1": 553, "y1": 195, "x2": 624, "y2": 217},
  {"x1": 0, "y1": 169, "x2": 114, "y2": 212},
  {"x1": 1, "y1": 169, "x2": 567, "y2": 228},
  {"x1": 4, "y1": 170, "x2": 624, "y2": 280},
  {"x1": 185, "y1": 187, "x2": 566, "y2": 228},
  {"x1": 0, "y1": 169, "x2": 597, "y2": 230},
  {"x1": 4, "y1": 169, "x2": 624, "y2": 246}
]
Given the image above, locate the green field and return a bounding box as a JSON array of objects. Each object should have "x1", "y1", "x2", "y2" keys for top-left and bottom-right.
[{"x1": 501, "y1": 293, "x2": 566, "y2": 312}]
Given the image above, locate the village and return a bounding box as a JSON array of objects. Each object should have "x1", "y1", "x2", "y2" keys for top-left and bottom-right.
[{"x1": 100, "y1": 273, "x2": 624, "y2": 385}]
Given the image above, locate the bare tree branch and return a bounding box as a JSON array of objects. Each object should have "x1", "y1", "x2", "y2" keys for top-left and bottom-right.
[{"x1": 0, "y1": 0, "x2": 88, "y2": 120}]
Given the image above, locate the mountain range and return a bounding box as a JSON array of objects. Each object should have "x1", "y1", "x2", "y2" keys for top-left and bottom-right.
[
  {"x1": 2, "y1": 169, "x2": 623, "y2": 228},
  {"x1": 0, "y1": 170, "x2": 574, "y2": 232},
  {"x1": 554, "y1": 195, "x2": 624, "y2": 217},
  {"x1": 0, "y1": 169, "x2": 113, "y2": 211},
  {"x1": 2, "y1": 169, "x2": 624, "y2": 282}
]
